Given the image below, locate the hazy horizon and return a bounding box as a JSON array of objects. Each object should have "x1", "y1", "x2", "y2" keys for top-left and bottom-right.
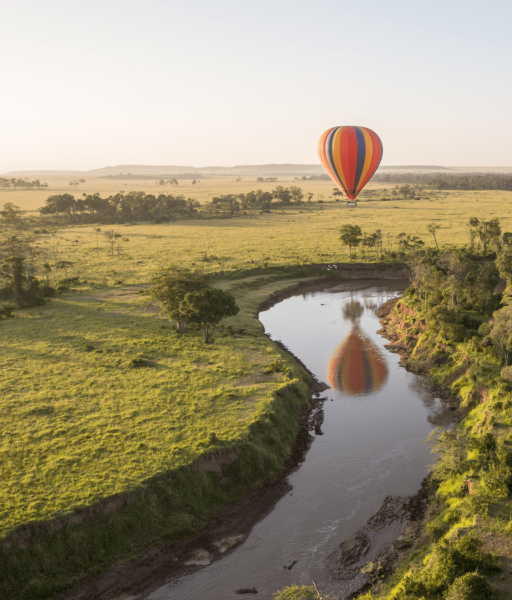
[{"x1": 3, "y1": 0, "x2": 512, "y2": 170}]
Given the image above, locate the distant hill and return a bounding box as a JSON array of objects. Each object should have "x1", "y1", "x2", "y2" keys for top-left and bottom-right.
[{"x1": 2, "y1": 164, "x2": 512, "y2": 177}]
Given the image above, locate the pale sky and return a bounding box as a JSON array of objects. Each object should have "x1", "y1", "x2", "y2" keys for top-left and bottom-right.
[{"x1": 2, "y1": 0, "x2": 512, "y2": 171}]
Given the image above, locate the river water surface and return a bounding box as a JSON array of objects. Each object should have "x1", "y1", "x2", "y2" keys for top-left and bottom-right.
[{"x1": 146, "y1": 280, "x2": 446, "y2": 600}]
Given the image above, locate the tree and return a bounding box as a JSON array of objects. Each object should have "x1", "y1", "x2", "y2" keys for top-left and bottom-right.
[
  {"x1": 0, "y1": 203, "x2": 23, "y2": 227},
  {"x1": 103, "y1": 229, "x2": 120, "y2": 257},
  {"x1": 0, "y1": 255, "x2": 48, "y2": 306},
  {"x1": 490, "y1": 304, "x2": 512, "y2": 366},
  {"x1": 179, "y1": 287, "x2": 239, "y2": 343},
  {"x1": 43, "y1": 262, "x2": 52, "y2": 286},
  {"x1": 427, "y1": 220, "x2": 441, "y2": 250},
  {"x1": 468, "y1": 217, "x2": 480, "y2": 250},
  {"x1": 339, "y1": 225, "x2": 362, "y2": 258},
  {"x1": 149, "y1": 266, "x2": 206, "y2": 333},
  {"x1": 272, "y1": 186, "x2": 292, "y2": 205},
  {"x1": 332, "y1": 188, "x2": 344, "y2": 201},
  {"x1": 56, "y1": 261, "x2": 74, "y2": 289},
  {"x1": 288, "y1": 186, "x2": 303, "y2": 204}
]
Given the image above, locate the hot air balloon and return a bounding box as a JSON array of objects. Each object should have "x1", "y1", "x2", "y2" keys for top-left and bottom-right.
[
  {"x1": 318, "y1": 126, "x2": 383, "y2": 200},
  {"x1": 327, "y1": 325, "x2": 388, "y2": 395}
]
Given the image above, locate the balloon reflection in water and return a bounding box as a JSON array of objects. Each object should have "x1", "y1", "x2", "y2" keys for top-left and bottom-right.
[{"x1": 327, "y1": 325, "x2": 388, "y2": 395}]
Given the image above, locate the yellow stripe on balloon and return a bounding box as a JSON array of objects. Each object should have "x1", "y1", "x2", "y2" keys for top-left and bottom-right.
[
  {"x1": 355, "y1": 128, "x2": 373, "y2": 196},
  {"x1": 331, "y1": 126, "x2": 351, "y2": 194}
]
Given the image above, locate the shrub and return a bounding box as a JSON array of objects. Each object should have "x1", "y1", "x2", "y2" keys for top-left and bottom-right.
[
  {"x1": 265, "y1": 358, "x2": 288, "y2": 374},
  {"x1": 0, "y1": 304, "x2": 15, "y2": 319},
  {"x1": 273, "y1": 585, "x2": 317, "y2": 600},
  {"x1": 422, "y1": 536, "x2": 500, "y2": 594},
  {"x1": 444, "y1": 571, "x2": 495, "y2": 600}
]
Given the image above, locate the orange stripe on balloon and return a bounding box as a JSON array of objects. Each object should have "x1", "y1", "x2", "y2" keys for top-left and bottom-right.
[{"x1": 318, "y1": 127, "x2": 345, "y2": 191}]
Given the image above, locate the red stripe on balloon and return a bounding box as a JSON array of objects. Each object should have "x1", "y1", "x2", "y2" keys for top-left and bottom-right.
[{"x1": 340, "y1": 127, "x2": 358, "y2": 196}]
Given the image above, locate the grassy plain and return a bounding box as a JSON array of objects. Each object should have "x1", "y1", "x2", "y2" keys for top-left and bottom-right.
[{"x1": 0, "y1": 270, "x2": 330, "y2": 539}]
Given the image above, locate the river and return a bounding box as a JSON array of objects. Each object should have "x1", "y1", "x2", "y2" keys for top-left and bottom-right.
[{"x1": 145, "y1": 280, "x2": 447, "y2": 600}]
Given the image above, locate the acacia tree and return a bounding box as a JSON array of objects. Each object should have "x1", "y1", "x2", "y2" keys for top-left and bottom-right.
[
  {"x1": 149, "y1": 266, "x2": 206, "y2": 332},
  {"x1": 332, "y1": 188, "x2": 344, "y2": 202},
  {"x1": 56, "y1": 261, "x2": 74, "y2": 289},
  {"x1": 427, "y1": 220, "x2": 441, "y2": 250},
  {"x1": 103, "y1": 229, "x2": 120, "y2": 257},
  {"x1": 179, "y1": 287, "x2": 239, "y2": 343},
  {"x1": 339, "y1": 225, "x2": 362, "y2": 258}
]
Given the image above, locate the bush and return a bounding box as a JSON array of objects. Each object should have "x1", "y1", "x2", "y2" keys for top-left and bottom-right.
[
  {"x1": 0, "y1": 304, "x2": 15, "y2": 319},
  {"x1": 422, "y1": 536, "x2": 500, "y2": 594},
  {"x1": 273, "y1": 585, "x2": 317, "y2": 600},
  {"x1": 444, "y1": 571, "x2": 495, "y2": 600},
  {"x1": 265, "y1": 358, "x2": 288, "y2": 374}
]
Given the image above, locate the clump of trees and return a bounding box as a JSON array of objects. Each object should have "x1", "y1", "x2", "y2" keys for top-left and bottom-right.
[
  {"x1": 209, "y1": 186, "x2": 305, "y2": 213},
  {"x1": 0, "y1": 255, "x2": 54, "y2": 308},
  {"x1": 339, "y1": 225, "x2": 425, "y2": 260},
  {"x1": 39, "y1": 191, "x2": 199, "y2": 223},
  {"x1": 149, "y1": 266, "x2": 239, "y2": 342},
  {"x1": 374, "y1": 171, "x2": 512, "y2": 191},
  {"x1": 0, "y1": 178, "x2": 48, "y2": 189}
]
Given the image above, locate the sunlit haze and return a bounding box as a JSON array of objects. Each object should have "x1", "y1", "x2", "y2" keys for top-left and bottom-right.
[{"x1": 2, "y1": 0, "x2": 512, "y2": 171}]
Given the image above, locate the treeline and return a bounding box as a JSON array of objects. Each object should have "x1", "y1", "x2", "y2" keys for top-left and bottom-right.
[
  {"x1": 374, "y1": 171, "x2": 512, "y2": 191},
  {"x1": 38, "y1": 192, "x2": 199, "y2": 223},
  {"x1": 0, "y1": 178, "x2": 48, "y2": 189},
  {"x1": 209, "y1": 186, "x2": 305, "y2": 212}
]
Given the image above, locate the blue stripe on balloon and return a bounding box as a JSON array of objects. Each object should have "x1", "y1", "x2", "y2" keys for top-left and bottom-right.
[{"x1": 353, "y1": 127, "x2": 366, "y2": 193}]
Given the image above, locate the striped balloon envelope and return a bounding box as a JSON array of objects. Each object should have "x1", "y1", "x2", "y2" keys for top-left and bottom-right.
[
  {"x1": 327, "y1": 325, "x2": 388, "y2": 395},
  {"x1": 318, "y1": 126, "x2": 383, "y2": 200}
]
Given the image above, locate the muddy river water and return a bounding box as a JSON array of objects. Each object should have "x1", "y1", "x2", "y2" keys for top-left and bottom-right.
[{"x1": 146, "y1": 280, "x2": 448, "y2": 600}]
